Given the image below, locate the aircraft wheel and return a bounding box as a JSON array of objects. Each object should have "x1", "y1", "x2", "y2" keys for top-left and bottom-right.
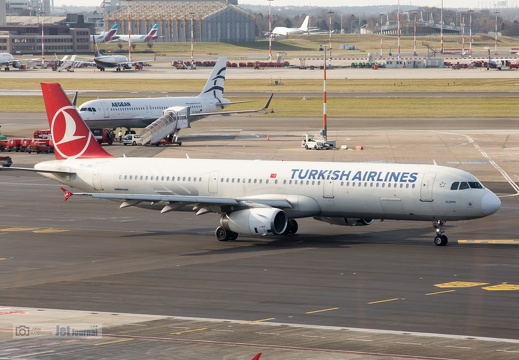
[
  {"x1": 178, "y1": 142, "x2": 182, "y2": 146},
  {"x1": 284, "y1": 219, "x2": 298, "y2": 235},
  {"x1": 434, "y1": 235, "x2": 448, "y2": 246},
  {"x1": 228, "y1": 231, "x2": 239, "y2": 240},
  {"x1": 216, "y1": 226, "x2": 228, "y2": 241}
]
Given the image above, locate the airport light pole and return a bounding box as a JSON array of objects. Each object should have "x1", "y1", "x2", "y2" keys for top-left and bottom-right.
[
  {"x1": 190, "y1": 13, "x2": 195, "y2": 68},
  {"x1": 468, "y1": 9, "x2": 474, "y2": 56},
  {"x1": 494, "y1": 9, "x2": 499, "y2": 55},
  {"x1": 397, "y1": 0, "x2": 400, "y2": 57},
  {"x1": 461, "y1": 12, "x2": 465, "y2": 56},
  {"x1": 440, "y1": 0, "x2": 444, "y2": 54},
  {"x1": 380, "y1": 13, "x2": 384, "y2": 58},
  {"x1": 319, "y1": 45, "x2": 330, "y2": 141},
  {"x1": 327, "y1": 11, "x2": 334, "y2": 68},
  {"x1": 413, "y1": 11, "x2": 417, "y2": 56},
  {"x1": 267, "y1": 0, "x2": 273, "y2": 61}
]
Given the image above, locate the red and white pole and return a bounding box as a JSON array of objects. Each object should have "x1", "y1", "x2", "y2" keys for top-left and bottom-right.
[{"x1": 322, "y1": 46, "x2": 327, "y2": 141}]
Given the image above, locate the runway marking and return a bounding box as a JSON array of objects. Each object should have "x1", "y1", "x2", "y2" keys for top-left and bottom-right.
[
  {"x1": 368, "y1": 298, "x2": 399, "y2": 305},
  {"x1": 0, "y1": 258, "x2": 6, "y2": 261},
  {"x1": 425, "y1": 290, "x2": 456, "y2": 296},
  {"x1": 240, "y1": 318, "x2": 276, "y2": 324},
  {"x1": 435, "y1": 281, "x2": 489, "y2": 288},
  {"x1": 482, "y1": 284, "x2": 519, "y2": 291},
  {"x1": 10, "y1": 350, "x2": 55, "y2": 358},
  {"x1": 170, "y1": 328, "x2": 207, "y2": 335},
  {"x1": 305, "y1": 307, "x2": 339, "y2": 314},
  {"x1": 93, "y1": 338, "x2": 134, "y2": 346},
  {"x1": 0, "y1": 227, "x2": 39, "y2": 232},
  {"x1": 33, "y1": 228, "x2": 70, "y2": 234},
  {"x1": 458, "y1": 240, "x2": 519, "y2": 245},
  {"x1": 447, "y1": 133, "x2": 519, "y2": 197}
]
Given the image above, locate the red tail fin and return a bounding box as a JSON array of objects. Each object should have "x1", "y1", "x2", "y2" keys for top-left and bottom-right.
[
  {"x1": 41, "y1": 82, "x2": 114, "y2": 160},
  {"x1": 251, "y1": 353, "x2": 262, "y2": 360}
]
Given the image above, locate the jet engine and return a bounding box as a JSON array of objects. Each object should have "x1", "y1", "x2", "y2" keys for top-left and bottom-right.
[
  {"x1": 314, "y1": 217, "x2": 374, "y2": 226},
  {"x1": 12, "y1": 61, "x2": 22, "y2": 69},
  {"x1": 220, "y1": 208, "x2": 288, "y2": 236}
]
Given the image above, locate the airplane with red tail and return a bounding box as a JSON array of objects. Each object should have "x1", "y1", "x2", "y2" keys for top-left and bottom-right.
[{"x1": 1, "y1": 82, "x2": 501, "y2": 246}]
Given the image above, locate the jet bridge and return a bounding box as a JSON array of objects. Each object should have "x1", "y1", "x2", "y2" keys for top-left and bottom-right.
[{"x1": 140, "y1": 106, "x2": 190, "y2": 145}]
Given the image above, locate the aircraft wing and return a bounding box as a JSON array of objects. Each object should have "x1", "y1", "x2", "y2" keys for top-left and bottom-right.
[
  {"x1": 61, "y1": 187, "x2": 292, "y2": 212},
  {"x1": 1, "y1": 166, "x2": 76, "y2": 175},
  {"x1": 196, "y1": 93, "x2": 274, "y2": 118}
]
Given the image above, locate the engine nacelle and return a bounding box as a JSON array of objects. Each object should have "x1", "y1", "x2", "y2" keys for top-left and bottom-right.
[
  {"x1": 12, "y1": 61, "x2": 22, "y2": 69},
  {"x1": 314, "y1": 217, "x2": 374, "y2": 227},
  {"x1": 221, "y1": 208, "x2": 288, "y2": 236}
]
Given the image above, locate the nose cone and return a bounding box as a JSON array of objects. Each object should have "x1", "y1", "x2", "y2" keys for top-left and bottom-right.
[{"x1": 482, "y1": 192, "x2": 501, "y2": 215}]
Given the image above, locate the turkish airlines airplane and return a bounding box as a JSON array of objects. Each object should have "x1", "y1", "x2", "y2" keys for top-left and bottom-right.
[
  {"x1": 6, "y1": 82, "x2": 501, "y2": 246},
  {"x1": 78, "y1": 57, "x2": 273, "y2": 129},
  {"x1": 110, "y1": 24, "x2": 159, "y2": 43}
]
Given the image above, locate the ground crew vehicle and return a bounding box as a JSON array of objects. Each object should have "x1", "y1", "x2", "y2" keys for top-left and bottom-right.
[
  {"x1": 123, "y1": 134, "x2": 142, "y2": 146},
  {"x1": 27, "y1": 138, "x2": 54, "y2": 154},
  {"x1": 0, "y1": 134, "x2": 7, "y2": 151},
  {"x1": 6, "y1": 138, "x2": 23, "y2": 152},
  {"x1": 0, "y1": 156, "x2": 12, "y2": 167},
  {"x1": 91, "y1": 128, "x2": 114, "y2": 145},
  {"x1": 301, "y1": 134, "x2": 325, "y2": 150}
]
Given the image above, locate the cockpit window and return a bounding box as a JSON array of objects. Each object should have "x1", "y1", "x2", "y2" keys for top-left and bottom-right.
[
  {"x1": 468, "y1": 182, "x2": 483, "y2": 189},
  {"x1": 450, "y1": 182, "x2": 459, "y2": 190},
  {"x1": 459, "y1": 182, "x2": 470, "y2": 190},
  {"x1": 79, "y1": 107, "x2": 86, "y2": 111}
]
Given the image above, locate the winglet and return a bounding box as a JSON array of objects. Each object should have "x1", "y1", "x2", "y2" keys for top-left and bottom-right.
[
  {"x1": 262, "y1": 93, "x2": 274, "y2": 111},
  {"x1": 251, "y1": 353, "x2": 261, "y2": 360},
  {"x1": 60, "y1": 187, "x2": 74, "y2": 201}
]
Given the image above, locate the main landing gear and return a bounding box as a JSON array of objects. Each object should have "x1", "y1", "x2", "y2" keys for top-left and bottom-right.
[{"x1": 433, "y1": 220, "x2": 448, "y2": 246}]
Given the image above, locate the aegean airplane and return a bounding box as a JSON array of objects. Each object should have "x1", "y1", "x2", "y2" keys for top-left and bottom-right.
[
  {"x1": 2, "y1": 82, "x2": 501, "y2": 246},
  {"x1": 78, "y1": 56, "x2": 273, "y2": 140}
]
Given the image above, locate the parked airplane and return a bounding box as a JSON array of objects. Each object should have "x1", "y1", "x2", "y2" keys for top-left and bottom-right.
[
  {"x1": 0, "y1": 53, "x2": 22, "y2": 71},
  {"x1": 78, "y1": 56, "x2": 273, "y2": 143},
  {"x1": 271, "y1": 16, "x2": 310, "y2": 37},
  {"x1": 111, "y1": 24, "x2": 159, "y2": 43},
  {"x1": 91, "y1": 36, "x2": 147, "y2": 71},
  {"x1": 92, "y1": 24, "x2": 119, "y2": 43},
  {"x1": 4, "y1": 82, "x2": 501, "y2": 246}
]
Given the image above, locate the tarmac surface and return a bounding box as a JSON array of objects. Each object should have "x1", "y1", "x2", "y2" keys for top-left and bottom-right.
[{"x1": 0, "y1": 66, "x2": 519, "y2": 359}]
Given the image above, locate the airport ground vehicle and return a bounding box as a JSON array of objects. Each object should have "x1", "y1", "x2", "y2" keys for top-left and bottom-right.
[
  {"x1": 91, "y1": 128, "x2": 114, "y2": 145},
  {"x1": 27, "y1": 138, "x2": 54, "y2": 154},
  {"x1": 123, "y1": 134, "x2": 142, "y2": 145},
  {"x1": 0, "y1": 156, "x2": 12, "y2": 167},
  {"x1": 301, "y1": 134, "x2": 324, "y2": 150},
  {"x1": 0, "y1": 134, "x2": 7, "y2": 151}
]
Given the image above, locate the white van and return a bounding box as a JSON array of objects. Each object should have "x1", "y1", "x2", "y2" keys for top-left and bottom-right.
[{"x1": 123, "y1": 134, "x2": 142, "y2": 146}]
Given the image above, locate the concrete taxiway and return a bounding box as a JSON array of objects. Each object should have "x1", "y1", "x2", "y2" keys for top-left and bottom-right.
[{"x1": 1, "y1": 111, "x2": 519, "y2": 359}]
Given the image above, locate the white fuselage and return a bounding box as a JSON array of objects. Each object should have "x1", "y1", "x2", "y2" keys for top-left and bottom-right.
[
  {"x1": 34, "y1": 158, "x2": 500, "y2": 222},
  {"x1": 0, "y1": 53, "x2": 15, "y2": 65},
  {"x1": 78, "y1": 96, "x2": 230, "y2": 128}
]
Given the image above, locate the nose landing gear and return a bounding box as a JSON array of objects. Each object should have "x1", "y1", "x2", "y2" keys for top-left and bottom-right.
[{"x1": 433, "y1": 220, "x2": 448, "y2": 246}]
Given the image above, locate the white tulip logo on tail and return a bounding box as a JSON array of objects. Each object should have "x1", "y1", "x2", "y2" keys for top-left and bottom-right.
[{"x1": 52, "y1": 105, "x2": 92, "y2": 159}]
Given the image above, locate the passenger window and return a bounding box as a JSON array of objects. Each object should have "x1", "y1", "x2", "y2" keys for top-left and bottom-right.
[
  {"x1": 450, "y1": 182, "x2": 459, "y2": 190},
  {"x1": 459, "y1": 182, "x2": 469, "y2": 190}
]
